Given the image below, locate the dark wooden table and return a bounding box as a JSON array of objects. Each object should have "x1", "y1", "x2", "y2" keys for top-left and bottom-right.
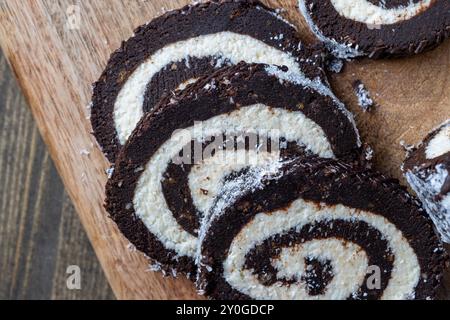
[{"x1": 0, "y1": 50, "x2": 114, "y2": 300}]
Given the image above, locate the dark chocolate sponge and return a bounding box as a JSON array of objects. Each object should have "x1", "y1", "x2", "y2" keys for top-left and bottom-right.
[
  {"x1": 299, "y1": 0, "x2": 450, "y2": 59},
  {"x1": 198, "y1": 156, "x2": 447, "y2": 300},
  {"x1": 91, "y1": 0, "x2": 327, "y2": 162},
  {"x1": 105, "y1": 63, "x2": 362, "y2": 279},
  {"x1": 403, "y1": 120, "x2": 450, "y2": 243}
]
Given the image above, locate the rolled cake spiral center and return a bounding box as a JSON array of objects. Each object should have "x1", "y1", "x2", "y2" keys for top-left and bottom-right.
[
  {"x1": 330, "y1": 0, "x2": 433, "y2": 25},
  {"x1": 113, "y1": 32, "x2": 304, "y2": 144},
  {"x1": 164, "y1": 137, "x2": 293, "y2": 236},
  {"x1": 223, "y1": 198, "x2": 420, "y2": 300},
  {"x1": 272, "y1": 239, "x2": 369, "y2": 297},
  {"x1": 133, "y1": 104, "x2": 334, "y2": 258}
]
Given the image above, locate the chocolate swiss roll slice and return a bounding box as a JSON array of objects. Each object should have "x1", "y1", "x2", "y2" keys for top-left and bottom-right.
[
  {"x1": 198, "y1": 157, "x2": 447, "y2": 300},
  {"x1": 105, "y1": 63, "x2": 361, "y2": 278},
  {"x1": 91, "y1": 0, "x2": 326, "y2": 162},
  {"x1": 299, "y1": 0, "x2": 450, "y2": 59},
  {"x1": 403, "y1": 120, "x2": 450, "y2": 243}
]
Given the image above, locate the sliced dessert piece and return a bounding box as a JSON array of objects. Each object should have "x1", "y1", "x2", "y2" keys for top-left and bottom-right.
[
  {"x1": 198, "y1": 156, "x2": 447, "y2": 300},
  {"x1": 105, "y1": 63, "x2": 361, "y2": 278},
  {"x1": 299, "y1": 0, "x2": 450, "y2": 59},
  {"x1": 403, "y1": 120, "x2": 450, "y2": 243},
  {"x1": 91, "y1": 0, "x2": 326, "y2": 162}
]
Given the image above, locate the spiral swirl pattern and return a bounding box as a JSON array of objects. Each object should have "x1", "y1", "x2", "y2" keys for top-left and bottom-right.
[
  {"x1": 198, "y1": 157, "x2": 446, "y2": 300},
  {"x1": 91, "y1": 0, "x2": 324, "y2": 162},
  {"x1": 105, "y1": 63, "x2": 361, "y2": 277}
]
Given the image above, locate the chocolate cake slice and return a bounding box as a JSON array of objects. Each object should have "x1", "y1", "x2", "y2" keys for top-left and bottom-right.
[
  {"x1": 91, "y1": 0, "x2": 327, "y2": 162},
  {"x1": 403, "y1": 120, "x2": 450, "y2": 243},
  {"x1": 105, "y1": 63, "x2": 362, "y2": 278},
  {"x1": 299, "y1": 0, "x2": 450, "y2": 59},
  {"x1": 198, "y1": 156, "x2": 447, "y2": 300}
]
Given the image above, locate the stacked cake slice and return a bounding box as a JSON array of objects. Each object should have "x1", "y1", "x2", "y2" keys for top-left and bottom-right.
[
  {"x1": 105, "y1": 62, "x2": 363, "y2": 279},
  {"x1": 299, "y1": 0, "x2": 450, "y2": 59},
  {"x1": 90, "y1": 1, "x2": 448, "y2": 300}
]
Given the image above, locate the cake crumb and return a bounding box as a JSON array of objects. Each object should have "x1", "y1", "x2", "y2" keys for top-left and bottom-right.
[
  {"x1": 364, "y1": 146, "x2": 374, "y2": 162},
  {"x1": 400, "y1": 140, "x2": 415, "y2": 153},
  {"x1": 327, "y1": 58, "x2": 344, "y2": 73},
  {"x1": 127, "y1": 243, "x2": 137, "y2": 252},
  {"x1": 80, "y1": 149, "x2": 90, "y2": 156},
  {"x1": 106, "y1": 167, "x2": 115, "y2": 178},
  {"x1": 353, "y1": 80, "x2": 375, "y2": 112}
]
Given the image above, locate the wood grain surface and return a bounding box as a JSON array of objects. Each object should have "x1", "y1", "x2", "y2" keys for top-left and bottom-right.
[
  {"x1": 0, "y1": 51, "x2": 114, "y2": 300},
  {"x1": 0, "y1": 0, "x2": 448, "y2": 300}
]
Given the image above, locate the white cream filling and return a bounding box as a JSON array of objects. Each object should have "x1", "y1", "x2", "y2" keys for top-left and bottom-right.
[
  {"x1": 114, "y1": 31, "x2": 304, "y2": 145},
  {"x1": 264, "y1": 65, "x2": 361, "y2": 148},
  {"x1": 223, "y1": 199, "x2": 420, "y2": 300},
  {"x1": 189, "y1": 150, "x2": 281, "y2": 215},
  {"x1": 426, "y1": 125, "x2": 450, "y2": 159},
  {"x1": 133, "y1": 104, "x2": 334, "y2": 258},
  {"x1": 330, "y1": 0, "x2": 433, "y2": 25}
]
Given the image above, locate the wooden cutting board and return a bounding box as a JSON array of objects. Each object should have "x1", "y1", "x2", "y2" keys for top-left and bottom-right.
[{"x1": 0, "y1": 0, "x2": 448, "y2": 300}]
